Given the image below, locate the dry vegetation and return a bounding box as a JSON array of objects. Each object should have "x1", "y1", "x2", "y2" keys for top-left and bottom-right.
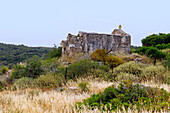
[
  {"x1": 140, "y1": 82, "x2": 170, "y2": 92},
  {"x1": 0, "y1": 78, "x2": 114, "y2": 113},
  {"x1": 0, "y1": 47, "x2": 169, "y2": 113},
  {"x1": 0, "y1": 77, "x2": 169, "y2": 113}
]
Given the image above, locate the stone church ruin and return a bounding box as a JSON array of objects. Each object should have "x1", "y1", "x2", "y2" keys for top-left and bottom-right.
[{"x1": 62, "y1": 26, "x2": 131, "y2": 56}]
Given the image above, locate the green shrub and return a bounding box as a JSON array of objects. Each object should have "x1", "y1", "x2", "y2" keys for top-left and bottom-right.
[
  {"x1": 11, "y1": 64, "x2": 27, "y2": 79},
  {"x1": 96, "y1": 63, "x2": 110, "y2": 72},
  {"x1": 66, "y1": 59, "x2": 109, "y2": 80},
  {"x1": 0, "y1": 80, "x2": 7, "y2": 91},
  {"x1": 12, "y1": 73, "x2": 65, "y2": 90},
  {"x1": 11, "y1": 56, "x2": 45, "y2": 79},
  {"x1": 67, "y1": 59, "x2": 98, "y2": 80},
  {"x1": 142, "y1": 65, "x2": 166, "y2": 82},
  {"x1": 167, "y1": 53, "x2": 170, "y2": 66},
  {"x1": 115, "y1": 72, "x2": 139, "y2": 82},
  {"x1": 1, "y1": 66, "x2": 9, "y2": 74},
  {"x1": 114, "y1": 61, "x2": 145, "y2": 75},
  {"x1": 107, "y1": 61, "x2": 146, "y2": 81},
  {"x1": 48, "y1": 46, "x2": 62, "y2": 59},
  {"x1": 134, "y1": 46, "x2": 166, "y2": 65},
  {"x1": 34, "y1": 73, "x2": 64, "y2": 88},
  {"x1": 77, "y1": 80, "x2": 170, "y2": 112},
  {"x1": 57, "y1": 67, "x2": 66, "y2": 75},
  {"x1": 12, "y1": 77, "x2": 34, "y2": 90},
  {"x1": 91, "y1": 49, "x2": 107, "y2": 62},
  {"x1": 41, "y1": 57, "x2": 60, "y2": 74},
  {"x1": 0, "y1": 65, "x2": 2, "y2": 75},
  {"x1": 83, "y1": 69, "x2": 109, "y2": 81},
  {"x1": 26, "y1": 55, "x2": 44, "y2": 78},
  {"x1": 106, "y1": 61, "x2": 166, "y2": 82},
  {"x1": 91, "y1": 49, "x2": 124, "y2": 69},
  {"x1": 78, "y1": 82, "x2": 89, "y2": 92},
  {"x1": 104, "y1": 55, "x2": 124, "y2": 70},
  {"x1": 134, "y1": 46, "x2": 149, "y2": 55}
]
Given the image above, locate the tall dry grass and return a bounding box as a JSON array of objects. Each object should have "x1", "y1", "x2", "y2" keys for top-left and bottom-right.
[
  {"x1": 140, "y1": 82, "x2": 170, "y2": 92},
  {"x1": 0, "y1": 78, "x2": 169, "y2": 113},
  {"x1": 0, "y1": 78, "x2": 113, "y2": 113}
]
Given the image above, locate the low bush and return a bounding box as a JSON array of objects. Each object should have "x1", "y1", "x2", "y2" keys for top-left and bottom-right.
[
  {"x1": 77, "y1": 80, "x2": 170, "y2": 112},
  {"x1": 12, "y1": 73, "x2": 65, "y2": 90},
  {"x1": 12, "y1": 77, "x2": 34, "y2": 90},
  {"x1": 34, "y1": 73, "x2": 64, "y2": 89},
  {"x1": 11, "y1": 56, "x2": 45, "y2": 79},
  {"x1": 134, "y1": 47, "x2": 166, "y2": 65},
  {"x1": 11, "y1": 64, "x2": 27, "y2": 79},
  {"x1": 82, "y1": 69, "x2": 110, "y2": 81},
  {"x1": 26, "y1": 55, "x2": 44, "y2": 78},
  {"x1": 67, "y1": 59, "x2": 104, "y2": 80},
  {"x1": 107, "y1": 61, "x2": 145, "y2": 81},
  {"x1": 91, "y1": 49, "x2": 124, "y2": 69},
  {"x1": 1, "y1": 66, "x2": 9, "y2": 74},
  {"x1": 142, "y1": 65, "x2": 166, "y2": 82},
  {"x1": 91, "y1": 49, "x2": 107, "y2": 62},
  {"x1": 114, "y1": 72, "x2": 139, "y2": 82},
  {"x1": 113, "y1": 61, "x2": 145, "y2": 76},
  {"x1": 134, "y1": 46, "x2": 149, "y2": 55},
  {"x1": 48, "y1": 46, "x2": 62, "y2": 59},
  {"x1": 0, "y1": 66, "x2": 2, "y2": 75},
  {"x1": 78, "y1": 82, "x2": 89, "y2": 92},
  {"x1": 41, "y1": 58, "x2": 60, "y2": 74},
  {"x1": 0, "y1": 80, "x2": 7, "y2": 91},
  {"x1": 104, "y1": 55, "x2": 124, "y2": 70},
  {"x1": 105, "y1": 61, "x2": 166, "y2": 83}
]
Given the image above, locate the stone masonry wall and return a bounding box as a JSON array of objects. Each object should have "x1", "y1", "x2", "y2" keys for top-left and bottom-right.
[{"x1": 62, "y1": 28, "x2": 131, "y2": 56}]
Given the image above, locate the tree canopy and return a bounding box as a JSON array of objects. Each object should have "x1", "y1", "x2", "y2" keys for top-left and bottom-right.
[
  {"x1": 48, "y1": 45, "x2": 62, "y2": 59},
  {"x1": 0, "y1": 43, "x2": 52, "y2": 67},
  {"x1": 142, "y1": 33, "x2": 170, "y2": 46},
  {"x1": 145, "y1": 47, "x2": 166, "y2": 65}
]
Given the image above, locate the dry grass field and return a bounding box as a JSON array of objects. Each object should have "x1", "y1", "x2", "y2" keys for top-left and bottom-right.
[
  {"x1": 0, "y1": 77, "x2": 169, "y2": 113},
  {"x1": 0, "y1": 78, "x2": 114, "y2": 113}
]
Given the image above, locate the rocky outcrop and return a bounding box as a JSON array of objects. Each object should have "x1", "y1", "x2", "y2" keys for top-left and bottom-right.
[{"x1": 62, "y1": 26, "x2": 131, "y2": 56}]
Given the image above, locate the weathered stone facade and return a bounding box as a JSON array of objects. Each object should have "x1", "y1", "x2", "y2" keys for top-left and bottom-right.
[{"x1": 62, "y1": 27, "x2": 131, "y2": 56}]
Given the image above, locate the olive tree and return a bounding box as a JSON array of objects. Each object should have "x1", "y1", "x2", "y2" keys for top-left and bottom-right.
[{"x1": 146, "y1": 47, "x2": 166, "y2": 65}]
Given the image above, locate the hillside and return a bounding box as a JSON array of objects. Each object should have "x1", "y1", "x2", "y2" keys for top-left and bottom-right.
[{"x1": 0, "y1": 43, "x2": 52, "y2": 66}]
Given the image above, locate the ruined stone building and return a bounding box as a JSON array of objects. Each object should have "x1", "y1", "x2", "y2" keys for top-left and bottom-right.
[{"x1": 62, "y1": 26, "x2": 131, "y2": 56}]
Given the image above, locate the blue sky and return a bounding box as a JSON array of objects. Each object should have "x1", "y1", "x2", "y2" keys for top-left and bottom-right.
[{"x1": 0, "y1": 0, "x2": 169, "y2": 47}]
